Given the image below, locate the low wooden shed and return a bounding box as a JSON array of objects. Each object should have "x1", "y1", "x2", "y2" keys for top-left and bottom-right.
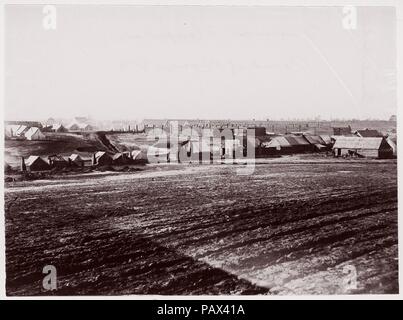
[{"x1": 332, "y1": 137, "x2": 393, "y2": 159}]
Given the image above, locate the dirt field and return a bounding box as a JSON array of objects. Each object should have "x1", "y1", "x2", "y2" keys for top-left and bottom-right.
[{"x1": 5, "y1": 158, "x2": 398, "y2": 295}]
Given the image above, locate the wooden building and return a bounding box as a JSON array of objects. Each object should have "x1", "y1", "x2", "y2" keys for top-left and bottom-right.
[
  {"x1": 354, "y1": 129, "x2": 383, "y2": 138},
  {"x1": 332, "y1": 137, "x2": 393, "y2": 159}
]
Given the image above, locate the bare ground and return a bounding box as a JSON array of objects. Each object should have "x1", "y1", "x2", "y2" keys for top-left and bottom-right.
[{"x1": 5, "y1": 160, "x2": 398, "y2": 295}]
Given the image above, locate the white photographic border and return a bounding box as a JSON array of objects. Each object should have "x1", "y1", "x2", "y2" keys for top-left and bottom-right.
[{"x1": 0, "y1": 0, "x2": 401, "y2": 300}]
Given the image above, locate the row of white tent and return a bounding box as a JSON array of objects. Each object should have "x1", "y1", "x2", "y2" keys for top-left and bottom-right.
[
  {"x1": 5, "y1": 125, "x2": 46, "y2": 140},
  {"x1": 6, "y1": 122, "x2": 94, "y2": 140}
]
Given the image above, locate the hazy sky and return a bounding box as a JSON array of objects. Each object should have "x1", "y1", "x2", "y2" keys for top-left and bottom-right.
[{"x1": 5, "y1": 5, "x2": 396, "y2": 121}]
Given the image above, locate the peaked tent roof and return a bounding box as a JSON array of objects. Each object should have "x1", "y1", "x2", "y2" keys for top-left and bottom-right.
[
  {"x1": 70, "y1": 154, "x2": 83, "y2": 161},
  {"x1": 24, "y1": 127, "x2": 43, "y2": 138},
  {"x1": 303, "y1": 135, "x2": 326, "y2": 145},
  {"x1": 112, "y1": 153, "x2": 126, "y2": 160},
  {"x1": 387, "y1": 138, "x2": 396, "y2": 147},
  {"x1": 284, "y1": 135, "x2": 310, "y2": 146},
  {"x1": 16, "y1": 125, "x2": 29, "y2": 135},
  {"x1": 26, "y1": 156, "x2": 40, "y2": 165},
  {"x1": 52, "y1": 123, "x2": 65, "y2": 130},
  {"x1": 25, "y1": 156, "x2": 47, "y2": 166},
  {"x1": 262, "y1": 136, "x2": 291, "y2": 148},
  {"x1": 95, "y1": 151, "x2": 109, "y2": 159},
  {"x1": 131, "y1": 150, "x2": 148, "y2": 160}
]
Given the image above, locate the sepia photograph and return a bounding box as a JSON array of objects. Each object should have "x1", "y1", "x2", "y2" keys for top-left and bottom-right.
[{"x1": 1, "y1": 1, "x2": 400, "y2": 301}]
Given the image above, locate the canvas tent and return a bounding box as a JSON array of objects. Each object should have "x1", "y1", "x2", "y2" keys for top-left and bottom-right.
[
  {"x1": 52, "y1": 124, "x2": 68, "y2": 132},
  {"x1": 131, "y1": 150, "x2": 148, "y2": 164},
  {"x1": 69, "y1": 154, "x2": 85, "y2": 166},
  {"x1": 25, "y1": 156, "x2": 50, "y2": 171},
  {"x1": 112, "y1": 153, "x2": 130, "y2": 165},
  {"x1": 94, "y1": 151, "x2": 113, "y2": 166},
  {"x1": 48, "y1": 155, "x2": 69, "y2": 168},
  {"x1": 5, "y1": 125, "x2": 21, "y2": 138},
  {"x1": 24, "y1": 127, "x2": 46, "y2": 140},
  {"x1": 16, "y1": 125, "x2": 29, "y2": 137}
]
